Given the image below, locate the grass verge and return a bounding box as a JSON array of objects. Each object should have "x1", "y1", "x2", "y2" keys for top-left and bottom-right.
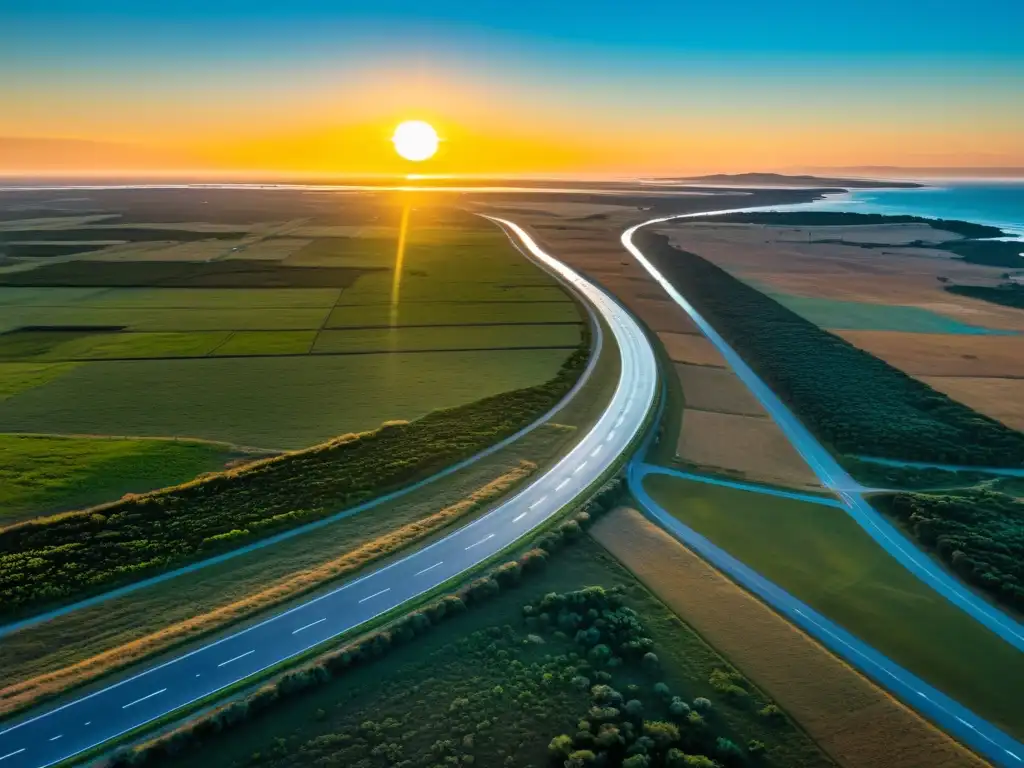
[{"x1": 643, "y1": 473, "x2": 1024, "y2": 741}]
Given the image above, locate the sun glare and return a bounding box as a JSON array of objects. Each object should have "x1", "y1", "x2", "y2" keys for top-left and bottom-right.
[{"x1": 392, "y1": 120, "x2": 439, "y2": 162}]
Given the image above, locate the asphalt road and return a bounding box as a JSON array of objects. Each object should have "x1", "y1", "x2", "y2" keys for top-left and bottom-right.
[
  {"x1": 622, "y1": 213, "x2": 1024, "y2": 766},
  {"x1": 622, "y1": 211, "x2": 1024, "y2": 652},
  {"x1": 0, "y1": 217, "x2": 658, "y2": 768}
]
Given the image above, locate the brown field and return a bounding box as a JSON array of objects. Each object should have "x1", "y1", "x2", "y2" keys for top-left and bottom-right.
[
  {"x1": 591, "y1": 508, "x2": 988, "y2": 768},
  {"x1": 659, "y1": 222, "x2": 1024, "y2": 332},
  {"x1": 0, "y1": 460, "x2": 539, "y2": 717},
  {"x1": 676, "y1": 363, "x2": 765, "y2": 416},
  {"x1": 658, "y1": 331, "x2": 726, "y2": 366},
  {"x1": 920, "y1": 376, "x2": 1024, "y2": 431},
  {"x1": 677, "y1": 409, "x2": 820, "y2": 490},
  {"x1": 837, "y1": 331, "x2": 1024, "y2": 378}
]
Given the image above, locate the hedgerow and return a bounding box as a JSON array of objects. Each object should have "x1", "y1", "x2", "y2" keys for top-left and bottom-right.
[{"x1": 0, "y1": 343, "x2": 590, "y2": 617}]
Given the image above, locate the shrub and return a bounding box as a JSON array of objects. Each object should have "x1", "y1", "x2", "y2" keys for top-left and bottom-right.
[
  {"x1": 692, "y1": 697, "x2": 713, "y2": 712},
  {"x1": 642, "y1": 652, "x2": 660, "y2": 672}
]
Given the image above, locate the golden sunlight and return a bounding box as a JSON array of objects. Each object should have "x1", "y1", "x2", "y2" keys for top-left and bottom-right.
[{"x1": 392, "y1": 120, "x2": 439, "y2": 162}]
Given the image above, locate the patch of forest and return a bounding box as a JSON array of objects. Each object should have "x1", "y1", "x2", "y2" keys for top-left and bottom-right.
[
  {"x1": 636, "y1": 231, "x2": 1024, "y2": 467},
  {"x1": 876, "y1": 490, "x2": 1024, "y2": 612}
]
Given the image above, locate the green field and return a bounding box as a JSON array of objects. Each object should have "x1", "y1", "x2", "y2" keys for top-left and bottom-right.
[
  {"x1": 763, "y1": 292, "x2": 1008, "y2": 334},
  {"x1": 325, "y1": 300, "x2": 579, "y2": 327},
  {"x1": 0, "y1": 349, "x2": 572, "y2": 449},
  {"x1": 0, "y1": 434, "x2": 242, "y2": 523},
  {"x1": 643, "y1": 474, "x2": 1024, "y2": 739},
  {"x1": 152, "y1": 538, "x2": 830, "y2": 768},
  {"x1": 0, "y1": 200, "x2": 585, "y2": 521},
  {"x1": 311, "y1": 325, "x2": 581, "y2": 354}
]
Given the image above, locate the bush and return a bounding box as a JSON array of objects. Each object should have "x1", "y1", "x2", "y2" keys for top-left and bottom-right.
[
  {"x1": 692, "y1": 697, "x2": 713, "y2": 713},
  {"x1": 642, "y1": 652, "x2": 660, "y2": 672}
]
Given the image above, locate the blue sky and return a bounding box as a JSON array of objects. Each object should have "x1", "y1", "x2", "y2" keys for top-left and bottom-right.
[{"x1": 2, "y1": 0, "x2": 1022, "y2": 174}]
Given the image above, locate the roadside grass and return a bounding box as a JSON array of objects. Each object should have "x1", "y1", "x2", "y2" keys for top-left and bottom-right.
[
  {"x1": 643, "y1": 473, "x2": 1024, "y2": 740},
  {"x1": 0, "y1": 460, "x2": 539, "y2": 717},
  {"x1": 311, "y1": 325, "x2": 582, "y2": 354},
  {"x1": 148, "y1": 537, "x2": 831, "y2": 768},
  {"x1": 0, "y1": 434, "x2": 246, "y2": 524},
  {"x1": 593, "y1": 507, "x2": 987, "y2": 768},
  {"x1": 0, "y1": 349, "x2": 570, "y2": 449},
  {"x1": 77, "y1": 287, "x2": 342, "y2": 309}
]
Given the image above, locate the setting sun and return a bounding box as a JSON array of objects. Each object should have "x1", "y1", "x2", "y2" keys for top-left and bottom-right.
[{"x1": 391, "y1": 120, "x2": 439, "y2": 162}]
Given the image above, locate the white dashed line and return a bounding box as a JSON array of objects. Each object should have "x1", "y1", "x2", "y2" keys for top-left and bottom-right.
[
  {"x1": 590, "y1": 445, "x2": 603, "y2": 458},
  {"x1": 607, "y1": 430, "x2": 617, "y2": 441},
  {"x1": 414, "y1": 561, "x2": 444, "y2": 577},
  {"x1": 292, "y1": 618, "x2": 327, "y2": 635},
  {"x1": 122, "y1": 688, "x2": 167, "y2": 709},
  {"x1": 217, "y1": 650, "x2": 255, "y2": 668},
  {"x1": 615, "y1": 415, "x2": 624, "y2": 427},
  {"x1": 529, "y1": 495, "x2": 548, "y2": 510},
  {"x1": 358, "y1": 588, "x2": 391, "y2": 604},
  {"x1": 513, "y1": 512, "x2": 527, "y2": 523},
  {"x1": 0, "y1": 750, "x2": 25, "y2": 762},
  {"x1": 49, "y1": 735, "x2": 62, "y2": 742},
  {"x1": 84, "y1": 722, "x2": 91, "y2": 726},
  {"x1": 465, "y1": 534, "x2": 495, "y2": 551},
  {"x1": 574, "y1": 461, "x2": 588, "y2": 475},
  {"x1": 555, "y1": 478, "x2": 570, "y2": 492}
]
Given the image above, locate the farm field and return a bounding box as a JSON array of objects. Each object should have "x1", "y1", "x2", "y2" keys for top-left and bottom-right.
[
  {"x1": 0, "y1": 434, "x2": 249, "y2": 524},
  {"x1": 676, "y1": 409, "x2": 820, "y2": 490},
  {"x1": 591, "y1": 507, "x2": 986, "y2": 768},
  {"x1": 0, "y1": 189, "x2": 587, "y2": 518},
  {"x1": 643, "y1": 473, "x2": 1024, "y2": 740},
  {"x1": 149, "y1": 537, "x2": 833, "y2": 768}
]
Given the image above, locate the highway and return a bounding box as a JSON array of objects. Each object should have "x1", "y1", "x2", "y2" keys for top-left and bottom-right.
[
  {"x1": 622, "y1": 211, "x2": 1024, "y2": 652},
  {"x1": 0, "y1": 217, "x2": 658, "y2": 768},
  {"x1": 622, "y1": 212, "x2": 1024, "y2": 766}
]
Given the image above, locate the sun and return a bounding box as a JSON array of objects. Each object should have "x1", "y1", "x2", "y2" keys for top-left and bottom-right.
[{"x1": 392, "y1": 120, "x2": 439, "y2": 162}]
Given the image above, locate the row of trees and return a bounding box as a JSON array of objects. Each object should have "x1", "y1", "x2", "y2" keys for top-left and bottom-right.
[
  {"x1": 636, "y1": 231, "x2": 1024, "y2": 468},
  {"x1": 102, "y1": 479, "x2": 625, "y2": 767},
  {"x1": 946, "y1": 284, "x2": 1024, "y2": 310},
  {"x1": 0, "y1": 342, "x2": 591, "y2": 618},
  {"x1": 692, "y1": 211, "x2": 1006, "y2": 239},
  {"x1": 878, "y1": 490, "x2": 1024, "y2": 611}
]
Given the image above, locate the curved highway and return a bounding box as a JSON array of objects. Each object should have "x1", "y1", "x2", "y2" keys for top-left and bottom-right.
[
  {"x1": 0, "y1": 218, "x2": 658, "y2": 768},
  {"x1": 622, "y1": 212, "x2": 1024, "y2": 766},
  {"x1": 622, "y1": 212, "x2": 1024, "y2": 652}
]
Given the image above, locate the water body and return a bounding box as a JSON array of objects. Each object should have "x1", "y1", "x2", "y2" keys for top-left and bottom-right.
[{"x1": 810, "y1": 180, "x2": 1024, "y2": 241}]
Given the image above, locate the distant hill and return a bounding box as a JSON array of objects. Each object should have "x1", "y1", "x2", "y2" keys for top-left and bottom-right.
[{"x1": 671, "y1": 173, "x2": 921, "y2": 189}]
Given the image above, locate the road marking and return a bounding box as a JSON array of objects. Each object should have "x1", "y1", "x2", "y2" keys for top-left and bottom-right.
[
  {"x1": 292, "y1": 618, "x2": 327, "y2": 635},
  {"x1": 590, "y1": 446, "x2": 603, "y2": 458},
  {"x1": 358, "y1": 588, "x2": 391, "y2": 604},
  {"x1": 49, "y1": 735, "x2": 62, "y2": 742},
  {"x1": 217, "y1": 650, "x2": 255, "y2": 668},
  {"x1": 84, "y1": 722, "x2": 91, "y2": 726},
  {"x1": 528, "y1": 495, "x2": 548, "y2": 510},
  {"x1": 607, "y1": 430, "x2": 617, "y2": 442},
  {"x1": 122, "y1": 688, "x2": 167, "y2": 709},
  {"x1": 513, "y1": 512, "x2": 527, "y2": 522},
  {"x1": 615, "y1": 415, "x2": 624, "y2": 427},
  {"x1": 0, "y1": 750, "x2": 25, "y2": 762},
  {"x1": 573, "y1": 461, "x2": 588, "y2": 475},
  {"x1": 555, "y1": 478, "x2": 570, "y2": 492},
  {"x1": 414, "y1": 561, "x2": 443, "y2": 577},
  {"x1": 465, "y1": 534, "x2": 495, "y2": 551}
]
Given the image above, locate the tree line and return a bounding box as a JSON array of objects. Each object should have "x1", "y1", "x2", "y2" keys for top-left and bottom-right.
[
  {"x1": 0, "y1": 343, "x2": 591, "y2": 618},
  {"x1": 636, "y1": 231, "x2": 1024, "y2": 468}
]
